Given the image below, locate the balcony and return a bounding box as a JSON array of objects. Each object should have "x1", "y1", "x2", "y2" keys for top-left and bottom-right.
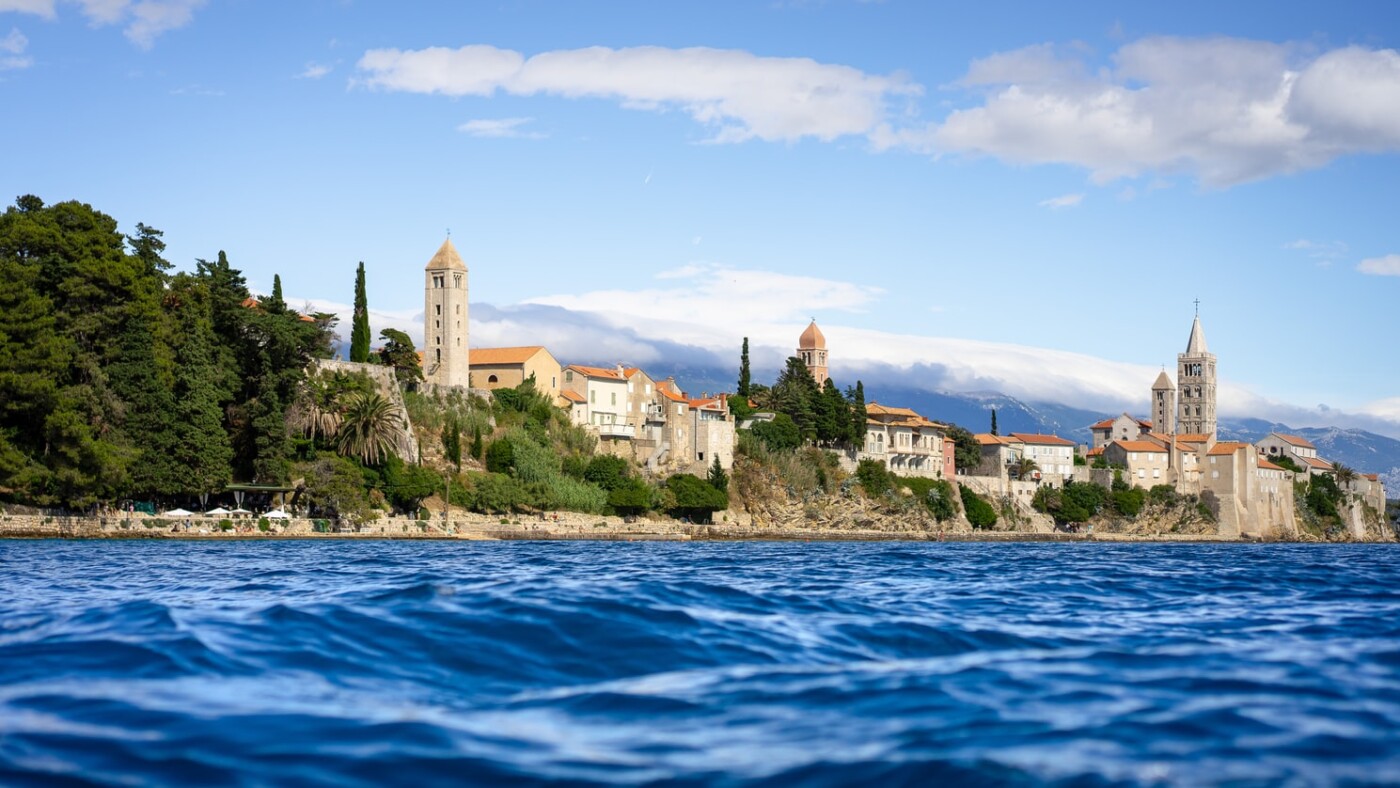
[{"x1": 595, "y1": 423, "x2": 636, "y2": 439}]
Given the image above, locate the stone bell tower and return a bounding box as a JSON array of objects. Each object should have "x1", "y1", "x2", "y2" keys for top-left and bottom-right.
[
  {"x1": 797, "y1": 319, "x2": 829, "y2": 387},
  {"x1": 1176, "y1": 308, "x2": 1217, "y2": 437},
  {"x1": 1151, "y1": 369, "x2": 1176, "y2": 435},
  {"x1": 423, "y1": 237, "x2": 470, "y2": 389}
]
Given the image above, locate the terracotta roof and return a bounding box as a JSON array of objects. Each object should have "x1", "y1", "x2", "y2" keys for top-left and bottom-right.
[
  {"x1": 866, "y1": 402, "x2": 922, "y2": 418},
  {"x1": 658, "y1": 388, "x2": 687, "y2": 403},
  {"x1": 1257, "y1": 458, "x2": 1285, "y2": 471},
  {"x1": 297, "y1": 314, "x2": 315, "y2": 323},
  {"x1": 425, "y1": 237, "x2": 467, "y2": 271},
  {"x1": 622, "y1": 367, "x2": 650, "y2": 380},
  {"x1": 1303, "y1": 456, "x2": 1334, "y2": 471},
  {"x1": 1177, "y1": 433, "x2": 1211, "y2": 444},
  {"x1": 1274, "y1": 433, "x2": 1317, "y2": 449},
  {"x1": 689, "y1": 397, "x2": 725, "y2": 410},
  {"x1": 1208, "y1": 442, "x2": 1252, "y2": 456},
  {"x1": 1364, "y1": 473, "x2": 1379, "y2": 481},
  {"x1": 1086, "y1": 446, "x2": 1105, "y2": 457},
  {"x1": 470, "y1": 346, "x2": 549, "y2": 365},
  {"x1": 240, "y1": 297, "x2": 259, "y2": 309},
  {"x1": 1113, "y1": 440, "x2": 1167, "y2": 453},
  {"x1": 974, "y1": 433, "x2": 1019, "y2": 446},
  {"x1": 565, "y1": 364, "x2": 624, "y2": 380},
  {"x1": 1008, "y1": 433, "x2": 1075, "y2": 446},
  {"x1": 1090, "y1": 418, "x2": 1116, "y2": 429},
  {"x1": 798, "y1": 319, "x2": 826, "y2": 349},
  {"x1": 560, "y1": 390, "x2": 585, "y2": 404}
]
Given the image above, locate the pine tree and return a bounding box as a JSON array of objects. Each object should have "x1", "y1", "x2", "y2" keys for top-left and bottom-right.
[
  {"x1": 990, "y1": 408, "x2": 998, "y2": 436},
  {"x1": 350, "y1": 261, "x2": 370, "y2": 363},
  {"x1": 737, "y1": 337, "x2": 751, "y2": 397},
  {"x1": 171, "y1": 309, "x2": 234, "y2": 497},
  {"x1": 707, "y1": 455, "x2": 729, "y2": 494}
]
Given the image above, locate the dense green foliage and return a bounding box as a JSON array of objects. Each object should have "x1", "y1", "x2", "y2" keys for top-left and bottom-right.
[
  {"x1": 744, "y1": 353, "x2": 865, "y2": 451},
  {"x1": 959, "y1": 484, "x2": 999, "y2": 528},
  {"x1": 737, "y1": 337, "x2": 751, "y2": 398},
  {"x1": 664, "y1": 473, "x2": 729, "y2": 522},
  {"x1": 944, "y1": 424, "x2": 981, "y2": 473},
  {"x1": 856, "y1": 458, "x2": 896, "y2": 497},
  {"x1": 0, "y1": 196, "x2": 336, "y2": 507},
  {"x1": 378, "y1": 328, "x2": 422, "y2": 384}
]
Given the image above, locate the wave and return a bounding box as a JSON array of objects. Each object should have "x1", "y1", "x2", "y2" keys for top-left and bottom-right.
[{"x1": 0, "y1": 541, "x2": 1398, "y2": 784}]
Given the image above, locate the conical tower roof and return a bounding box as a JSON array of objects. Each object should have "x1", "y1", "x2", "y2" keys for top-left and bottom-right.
[
  {"x1": 798, "y1": 319, "x2": 826, "y2": 349},
  {"x1": 425, "y1": 237, "x2": 467, "y2": 271},
  {"x1": 1184, "y1": 315, "x2": 1208, "y2": 354},
  {"x1": 1152, "y1": 369, "x2": 1174, "y2": 389}
]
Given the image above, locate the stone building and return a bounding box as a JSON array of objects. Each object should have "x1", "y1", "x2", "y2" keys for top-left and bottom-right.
[
  {"x1": 1177, "y1": 313, "x2": 1217, "y2": 437},
  {"x1": 797, "y1": 320, "x2": 829, "y2": 387},
  {"x1": 1090, "y1": 413, "x2": 1152, "y2": 448},
  {"x1": 1202, "y1": 441, "x2": 1296, "y2": 539},
  {"x1": 860, "y1": 403, "x2": 952, "y2": 479},
  {"x1": 469, "y1": 346, "x2": 562, "y2": 403},
  {"x1": 1103, "y1": 440, "x2": 1170, "y2": 488},
  {"x1": 1151, "y1": 370, "x2": 1175, "y2": 436},
  {"x1": 1008, "y1": 433, "x2": 1076, "y2": 485},
  {"x1": 423, "y1": 237, "x2": 470, "y2": 389}
]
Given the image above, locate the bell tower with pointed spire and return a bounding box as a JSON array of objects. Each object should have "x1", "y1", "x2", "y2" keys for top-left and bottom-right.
[
  {"x1": 797, "y1": 319, "x2": 829, "y2": 387},
  {"x1": 1176, "y1": 303, "x2": 1216, "y2": 437},
  {"x1": 423, "y1": 236, "x2": 470, "y2": 389}
]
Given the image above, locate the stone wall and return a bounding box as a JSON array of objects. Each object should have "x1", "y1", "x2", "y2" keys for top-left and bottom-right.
[{"x1": 312, "y1": 359, "x2": 420, "y2": 462}]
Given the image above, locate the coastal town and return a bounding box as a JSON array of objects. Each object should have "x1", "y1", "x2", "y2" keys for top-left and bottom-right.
[
  {"x1": 0, "y1": 225, "x2": 1392, "y2": 542},
  {"x1": 351, "y1": 238, "x2": 1392, "y2": 540}
]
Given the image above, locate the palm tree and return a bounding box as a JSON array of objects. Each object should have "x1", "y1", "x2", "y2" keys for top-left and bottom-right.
[
  {"x1": 335, "y1": 392, "x2": 403, "y2": 466},
  {"x1": 1012, "y1": 457, "x2": 1040, "y2": 480},
  {"x1": 1332, "y1": 462, "x2": 1357, "y2": 491},
  {"x1": 287, "y1": 381, "x2": 342, "y2": 443}
]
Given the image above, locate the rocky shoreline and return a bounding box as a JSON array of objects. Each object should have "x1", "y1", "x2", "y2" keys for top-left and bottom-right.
[{"x1": 0, "y1": 511, "x2": 1383, "y2": 543}]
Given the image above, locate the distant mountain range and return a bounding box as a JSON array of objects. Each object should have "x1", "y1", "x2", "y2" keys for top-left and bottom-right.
[{"x1": 639, "y1": 362, "x2": 1400, "y2": 492}]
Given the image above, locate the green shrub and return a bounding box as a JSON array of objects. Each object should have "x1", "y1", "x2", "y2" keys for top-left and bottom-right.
[
  {"x1": 217, "y1": 519, "x2": 234, "y2": 532},
  {"x1": 1112, "y1": 487, "x2": 1145, "y2": 517},
  {"x1": 856, "y1": 459, "x2": 896, "y2": 498},
  {"x1": 664, "y1": 473, "x2": 728, "y2": 523},
  {"x1": 1148, "y1": 484, "x2": 1178, "y2": 506},
  {"x1": 258, "y1": 517, "x2": 271, "y2": 532},
  {"x1": 607, "y1": 477, "x2": 654, "y2": 515},
  {"x1": 959, "y1": 484, "x2": 998, "y2": 528},
  {"x1": 748, "y1": 413, "x2": 802, "y2": 452}
]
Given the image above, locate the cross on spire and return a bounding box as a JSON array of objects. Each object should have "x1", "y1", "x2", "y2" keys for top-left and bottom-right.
[{"x1": 1194, "y1": 297, "x2": 1200, "y2": 316}]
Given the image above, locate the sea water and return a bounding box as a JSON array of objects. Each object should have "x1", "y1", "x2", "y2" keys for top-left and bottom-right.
[{"x1": 1, "y1": 540, "x2": 1398, "y2": 786}]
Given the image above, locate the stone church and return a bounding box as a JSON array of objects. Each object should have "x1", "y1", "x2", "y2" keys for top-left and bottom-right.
[{"x1": 423, "y1": 237, "x2": 470, "y2": 389}]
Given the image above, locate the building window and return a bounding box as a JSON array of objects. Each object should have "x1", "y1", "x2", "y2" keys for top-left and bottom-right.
[
  {"x1": 488, "y1": 374, "x2": 498, "y2": 383},
  {"x1": 566, "y1": 371, "x2": 573, "y2": 382},
  {"x1": 590, "y1": 391, "x2": 596, "y2": 404},
  {"x1": 698, "y1": 452, "x2": 705, "y2": 461},
  {"x1": 552, "y1": 376, "x2": 557, "y2": 388},
  {"x1": 611, "y1": 393, "x2": 617, "y2": 406},
  {"x1": 435, "y1": 349, "x2": 441, "y2": 362},
  {"x1": 435, "y1": 305, "x2": 441, "y2": 315}
]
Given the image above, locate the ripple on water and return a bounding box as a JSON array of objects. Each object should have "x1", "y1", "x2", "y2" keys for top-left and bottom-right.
[{"x1": 0, "y1": 540, "x2": 1397, "y2": 785}]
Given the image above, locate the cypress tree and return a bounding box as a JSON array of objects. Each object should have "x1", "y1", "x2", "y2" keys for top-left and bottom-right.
[
  {"x1": 443, "y1": 418, "x2": 462, "y2": 472},
  {"x1": 990, "y1": 408, "x2": 998, "y2": 436},
  {"x1": 737, "y1": 337, "x2": 751, "y2": 397},
  {"x1": 171, "y1": 310, "x2": 234, "y2": 497},
  {"x1": 350, "y1": 261, "x2": 370, "y2": 363},
  {"x1": 849, "y1": 381, "x2": 867, "y2": 449},
  {"x1": 266, "y1": 273, "x2": 286, "y2": 314}
]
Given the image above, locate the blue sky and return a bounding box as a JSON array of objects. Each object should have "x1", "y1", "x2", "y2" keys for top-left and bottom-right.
[{"x1": 4, "y1": 0, "x2": 1399, "y2": 435}]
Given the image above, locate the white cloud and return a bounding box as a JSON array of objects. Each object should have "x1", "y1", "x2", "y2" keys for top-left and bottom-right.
[
  {"x1": 298, "y1": 62, "x2": 332, "y2": 80},
  {"x1": 0, "y1": 26, "x2": 29, "y2": 69},
  {"x1": 0, "y1": 0, "x2": 55, "y2": 18},
  {"x1": 456, "y1": 117, "x2": 544, "y2": 139},
  {"x1": 357, "y1": 44, "x2": 918, "y2": 144},
  {"x1": 1283, "y1": 238, "x2": 1347, "y2": 266},
  {"x1": 1357, "y1": 254, "x2": 1400, "y2": 277},
  {"x1": 1038, "y1": 192, "x2": 1083, "y2": 209},
  {"x1": 0, "y1": 0, "x2": 201, "y2": 47},
  {"x1": 936, "y1": 37, "x2": 1400, "y2": 186}
]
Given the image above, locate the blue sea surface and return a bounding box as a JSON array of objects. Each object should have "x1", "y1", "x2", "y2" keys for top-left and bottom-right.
[{"x1": 1, "y1": 541, "x2": 1398, "y2": 786}]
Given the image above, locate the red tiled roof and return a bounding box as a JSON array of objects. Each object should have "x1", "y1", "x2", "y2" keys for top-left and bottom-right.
[
  {"x1": 1090, "y1": 418, "x2": 1116, "y2": 429},
  {"x1": 240, "y1": 297, "x2": 259, "y2": 309},
  {"x1": 658, "y1": 388, "x2": 687, "y2": 403},
  {"x1": 1112, "y1": 440, "x2": 1168, "y2": 453},
  {"x1": 1208, "y1": 442, "x2": 1252, "y2": 456},
  {"x1": 1364, "y1": 473, "x2": 1379, "y2": 481},
  {"x1": 689, "y1": 397, "x2": 725, "y2": 410},
  {"x1": 560, "y1": 390, "x2": 586, "y2": 404},
  {"x1": 1257, "y1": 458, "x2": 1285, "y2": 471},
  {"x1": 1177, "y1": 433, "x2": 1211, "y2": 444},
  {"x1": 1086, "y1": 446, "x2": 1105, "y2": 457},
  {"x1": 1303, "y1": 456, "x2": 1334, "y2": 470},
  {"x1": 471, "y1": 346, "x2": 548, "y2": 365},
  {"x1": 866, "y1": 402, "x2": 922, "y2": 418},
  {"x1": 974, "y1": 433, "x2": 1018, "y2": 445},
  {"x1": 1008, "y1": 433, "x2": 1075, "y2": 446}
]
